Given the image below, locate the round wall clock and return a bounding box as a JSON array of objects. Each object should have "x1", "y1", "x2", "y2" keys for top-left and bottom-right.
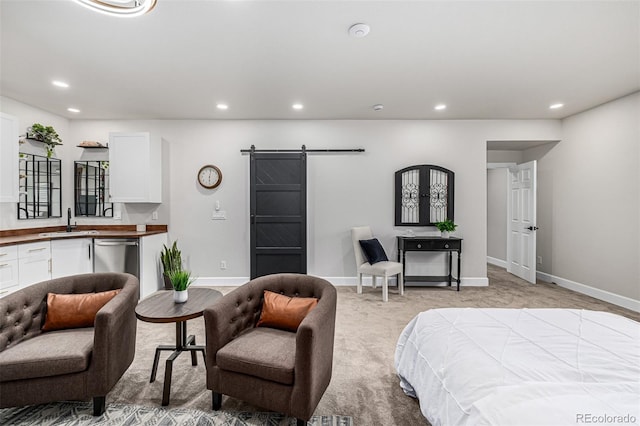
[{"x1": 197, "y1": 164, "x2": 222, "y2": 189}]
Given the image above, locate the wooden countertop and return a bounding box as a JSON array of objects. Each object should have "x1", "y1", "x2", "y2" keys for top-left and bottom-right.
[{"x1": 0, "y1": 225, "x2": 168, "y2": 247}]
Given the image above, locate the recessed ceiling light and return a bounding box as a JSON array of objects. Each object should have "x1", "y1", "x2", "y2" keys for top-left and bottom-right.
[
  {"x1": 67, "y1": 108, "x2": 80, "y2": 113},
  {"x1": 549, "y1": 103, "x2": 564, "y2": 109},
  {"x1": 373, "y1": 104, "x2": 384, "y2": 111},
  {"x1": 216, "y1": 103, "x2": 228, "y2": 110},
  {"x1": 434, "y1": 104, "x2": 447, "y2": 111},
  {"x1": 292, "y1": 103, "x2": 304, "y2": 110},
  {"x1": 72, "y1": 0, "x2": 157, "y2": 18},
  {"x1": 349, "y1": 23, "x2": 370, "y2": 38},
  {"x1": 52, "y1": 80, "x2": 69, "y2": 88}
]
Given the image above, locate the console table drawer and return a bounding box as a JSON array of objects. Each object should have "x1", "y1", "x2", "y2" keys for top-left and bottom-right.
[{"x1": 400, "y1": 238, "x2": 461, "y2": 251}]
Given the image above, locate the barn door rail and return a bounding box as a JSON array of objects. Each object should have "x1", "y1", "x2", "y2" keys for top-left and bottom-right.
[{"x1": 241, "y1": 144, "x2": 365, "y2": 154}]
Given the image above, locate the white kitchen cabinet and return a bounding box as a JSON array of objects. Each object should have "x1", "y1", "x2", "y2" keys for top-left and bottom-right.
[
  {"x1": 139, "y1": 232, "x2": 167, "y2": 299},
  {"x1": 51, "y1": 238, "x2": 93, "y2": 279},
  {"x1": 0, "y1": 113, "x2": 19, "y2": 203},
  {"x1": 18, "y1": 241, "x2": 51, "y2": 287},
  {"x1": 0, "y1": 245, "x2": 19, "y2": 296},
  {"x1": 109, "y1": 132, "x2": 162, "y2": 203}
]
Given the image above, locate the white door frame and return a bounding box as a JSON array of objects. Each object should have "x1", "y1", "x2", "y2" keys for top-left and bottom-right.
[{"x1": 506, "y1": 160, "x2": 538, "y2": 283}]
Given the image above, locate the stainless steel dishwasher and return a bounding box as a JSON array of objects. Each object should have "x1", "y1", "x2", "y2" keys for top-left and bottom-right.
[{"x1": 94, "y1": 239, "x2": 140, "y2": 288}]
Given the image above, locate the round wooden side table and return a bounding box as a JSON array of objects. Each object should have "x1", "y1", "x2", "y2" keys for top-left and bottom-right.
[{"x1": 135, "y1": 287, "x2": 222, "y2": 405}]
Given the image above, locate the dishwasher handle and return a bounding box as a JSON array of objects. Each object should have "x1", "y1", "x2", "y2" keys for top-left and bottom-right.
[{"x1": 95, "y1": 241, "x2": 139, "y2": 246}]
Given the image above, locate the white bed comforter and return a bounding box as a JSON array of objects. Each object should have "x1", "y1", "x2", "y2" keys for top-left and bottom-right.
[{"x1": 395, "y1": 308, "x2": 640, "y2": 426}]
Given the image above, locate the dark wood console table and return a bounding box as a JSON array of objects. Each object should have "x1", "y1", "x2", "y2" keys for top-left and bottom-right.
[{"x1": 397, "y1": 236, "x2": 463, "y2": 291}]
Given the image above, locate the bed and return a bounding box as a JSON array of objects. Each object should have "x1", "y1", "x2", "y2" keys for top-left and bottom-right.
[{"x1": 395, "y1": 308, "x2": 640, "y2": 426}]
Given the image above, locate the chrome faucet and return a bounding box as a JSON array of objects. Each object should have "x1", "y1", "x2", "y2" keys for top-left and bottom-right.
[{"x1": 67, "y1": 208, "x2": 77, "y2": 232}]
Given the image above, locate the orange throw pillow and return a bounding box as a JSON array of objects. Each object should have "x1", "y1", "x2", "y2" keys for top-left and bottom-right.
[
  {"x1": 42, "y1": 289, "x2": 121, "y2": 331},
  {"x1": 256, "y1": 290, "x2": 318, "y2": 332}
]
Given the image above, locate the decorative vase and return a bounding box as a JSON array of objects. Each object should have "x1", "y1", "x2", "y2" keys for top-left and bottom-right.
[
  {"x1": 441, "y1": 230, "x2": 450, "y2": 238},
  {"x1": 173, "y1": 290, "x2": 188, "y2": 303}
]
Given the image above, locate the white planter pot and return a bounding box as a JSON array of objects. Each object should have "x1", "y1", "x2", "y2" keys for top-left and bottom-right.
[
  {"x1": 173, "y1": 290, "x2": 188, "y2": 303},
  {"x1": 441, "y1": 230, "x2": 450, "y2": 238}
]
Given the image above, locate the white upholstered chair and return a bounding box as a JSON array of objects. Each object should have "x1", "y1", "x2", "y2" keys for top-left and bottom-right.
[{"x1": 351, "y1": 226, "x2": 404, "y2": 302}]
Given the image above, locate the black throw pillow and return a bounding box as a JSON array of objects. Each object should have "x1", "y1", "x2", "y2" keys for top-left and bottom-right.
[{"x1": 359, "y1": 238, "x2": 389, "y2": 264}]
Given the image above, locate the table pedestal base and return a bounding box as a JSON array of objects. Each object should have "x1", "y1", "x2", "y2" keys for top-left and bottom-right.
[{"x1": 149, "y1": 321, "x2": 206, "y2": 406}]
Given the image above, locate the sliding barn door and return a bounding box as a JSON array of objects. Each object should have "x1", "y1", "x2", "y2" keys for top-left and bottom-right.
[{"x1": 250, "y1": 152, "x2": 307, "y2": 279}]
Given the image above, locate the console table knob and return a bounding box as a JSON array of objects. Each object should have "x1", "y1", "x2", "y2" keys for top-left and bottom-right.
[
  {"x1": 417, "y1": 244, "x2": 422, "y2": 248},
  {"x1": 444, "y1": 244, "x2": 449, "y2": 248}
]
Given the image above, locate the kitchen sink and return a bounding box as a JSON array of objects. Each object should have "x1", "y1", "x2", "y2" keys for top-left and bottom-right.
[{"x1": 39, "y1": 230, "x2": 100, "y2": 237}]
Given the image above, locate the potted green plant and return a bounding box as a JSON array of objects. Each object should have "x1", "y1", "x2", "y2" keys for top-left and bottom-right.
[
  {"x1": 27, "y1": 123, "x2": 63, "y2": 158},
  {"x1": 435, "y1": 219, "x2": 457, "y2": 238},
  {"x1": 169, "y1": 269, "x2": 195, "y2": 303},
  {"x1": 160, "y1": 240, "x2": 182, "y2": 290}
]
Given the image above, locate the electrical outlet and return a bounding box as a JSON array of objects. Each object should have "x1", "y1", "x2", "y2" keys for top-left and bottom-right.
[
  {"x1": 537, "y1": 256, "x2": 542, "y2": 264},
  {"x1": 152, "y1": 211, "x2": 158, "y2": 220},
  {"x1": 114, "y1": 211, "x2": 122, "y2": 220},
  {"x1": 212, "y1": 210, "x2": 227, "y2": 220},
  {"x1": 220, "y1": 260, "x2": 227, "y2": 270}
]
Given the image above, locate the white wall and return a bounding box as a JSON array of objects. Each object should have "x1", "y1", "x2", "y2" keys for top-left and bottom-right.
[
  {"x1": 66, "y1": 119, "x2": 561, "y2": 282},
  {"x1": 534, "y1": 92, "x2": 639, "y2": 303},
  {"x1": 487, "y1": 167, "x2": 508, "y2": 263},
  {"x1": 487, "y1": 150, "x2": 523, "y2": 164}
]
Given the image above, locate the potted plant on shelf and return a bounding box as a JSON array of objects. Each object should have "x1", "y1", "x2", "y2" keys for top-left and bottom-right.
[
  {"x1": 160, "y1": 240, "x2": 182, "y2": 290},
  {"x1": 169, "y1": 269, "x2": 195, "y2": 303},
  {"x1": 27, "y1": 123, "x2": 63, "y2": 158},
  {"x1": 435, "y1": 219, "x2": 457, "y2": 238}
]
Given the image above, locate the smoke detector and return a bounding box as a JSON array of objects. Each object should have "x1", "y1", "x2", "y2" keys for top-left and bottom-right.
[
  {"x1": 373, "y1": 104, "x2": 384, "y2": 111},
  {"x1": 349, "y1": 23, "x2": 370, "y2": 38}
]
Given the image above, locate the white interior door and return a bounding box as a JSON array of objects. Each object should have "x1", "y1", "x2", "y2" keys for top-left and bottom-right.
[{"x1": 507, "y1": 160, "x2": 537, "y2": 283}]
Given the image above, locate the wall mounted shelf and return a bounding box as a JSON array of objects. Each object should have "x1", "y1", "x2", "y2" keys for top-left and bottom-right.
[{"x1": 22, "y1": 137, "x2": 63, "y2": 146}]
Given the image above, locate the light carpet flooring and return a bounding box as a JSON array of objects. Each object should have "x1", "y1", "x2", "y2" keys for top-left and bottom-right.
[{"x1": 107, "y1": 264, "x2": 639, "y2": 425}]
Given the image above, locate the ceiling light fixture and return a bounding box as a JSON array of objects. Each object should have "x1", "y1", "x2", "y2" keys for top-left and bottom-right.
[
  {"x1": 52, "y1": 80, "x2": 69, "y2": 88},
  {"x1": 549, "y1": 103, "x2": 564, "y2": 109},
  {"x1": 292, "y1": 103, "x2": 304, "y2": 110},
  {"x1": 67, "y1": 108, "x2": 81, "y2": 113},
  {"x1": 216, "y1": 103, "x2": 228, "y2": 110},
  {"x1": 434, "y1": 104, "x2": 447, "y2": 110},
  {"x1": 373, "y1": 104, "x2": 384, "y2": 111},
  {"x1": 349, "y1": 23, "x2": 370, "y2": 38},
  {"x1": 72, "y1": 0, "x2": 157, "y2": 18}
]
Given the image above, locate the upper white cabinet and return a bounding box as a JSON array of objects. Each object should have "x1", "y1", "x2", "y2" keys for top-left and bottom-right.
[
  {"x1": 0, "y1": 113, "x2": 19, "y2": 203},
  {"x1": 51, "y1": 238, "x2": 93, "y2": 279},
  {"x1": 109, "y1": 132, "x2": 162, "y2": 203}
]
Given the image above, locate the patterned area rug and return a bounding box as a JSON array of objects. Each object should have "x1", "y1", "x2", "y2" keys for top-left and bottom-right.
[{"x1": 0, "y1": 401, "x2": 352, "y2": 426}]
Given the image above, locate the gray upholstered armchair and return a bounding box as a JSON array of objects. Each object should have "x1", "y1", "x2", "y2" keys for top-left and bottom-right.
[
  {"x1": 0, "y1": 272, "x2": 139, "y2": 415},
  {"x1": 204, "y1": 273, "x2": 337, "y2": 426}
]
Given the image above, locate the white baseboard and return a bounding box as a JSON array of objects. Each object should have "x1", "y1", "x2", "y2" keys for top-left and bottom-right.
[
  {"x1": 193, "y1": 276, "x2": 488, "y2": 287},
  {"x1": 537, "y1": 271, "x2": 640, "y2": 313},
  {"x1": 487, "y1": 256, "x2": 508, "y2": 269},
  {"x1": 461, "y1": 277, "x2": 489, "y2": 287}
]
